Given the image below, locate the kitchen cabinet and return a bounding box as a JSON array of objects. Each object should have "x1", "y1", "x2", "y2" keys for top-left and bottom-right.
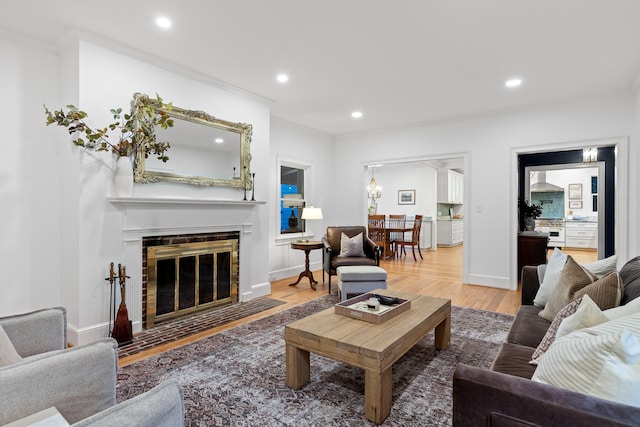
[
  {"x1": 420, "y1": 220, "x2": 433, "y2": 249},
  {"x1": 437, "y1": 219, "x2": 463, "y2": 247},
  {"x1": 437, "y1": 170, "x2": 464, "y2": 204},
  {"x1": 565, "y1": 221, "x2": 597, "y2": 249}
]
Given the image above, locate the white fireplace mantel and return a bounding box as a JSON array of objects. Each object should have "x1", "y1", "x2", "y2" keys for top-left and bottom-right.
[{"x1": 108, "y1": 196, "x2": 266, "y2": 207}]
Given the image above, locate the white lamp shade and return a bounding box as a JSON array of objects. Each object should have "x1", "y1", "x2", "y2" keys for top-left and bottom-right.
[{"x1": 301, "y1": 207, "x2": 323, "y2": 220}]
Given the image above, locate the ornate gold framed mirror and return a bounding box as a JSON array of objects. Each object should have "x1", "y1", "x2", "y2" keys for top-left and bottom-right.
[{"x1": 132, "y1": 93, "x2": 252, "y2": 189}]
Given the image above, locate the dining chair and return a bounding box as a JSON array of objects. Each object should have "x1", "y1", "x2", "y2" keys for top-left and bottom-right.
[
  {"x1": 399, "y1": 214, "x2": 424, "y2": 261},
  {"x1": 387, "y1": 214, "x2": 406, "y2": 258},
  {"x1": 367, "y1": 214, "x2": 387, "y2": 258}
]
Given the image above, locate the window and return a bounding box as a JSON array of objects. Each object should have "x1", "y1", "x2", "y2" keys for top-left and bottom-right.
[{"x1": 280, "y1": 165, "x2": 306, "y2": 235}]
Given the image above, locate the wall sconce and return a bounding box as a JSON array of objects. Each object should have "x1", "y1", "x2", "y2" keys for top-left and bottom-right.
[
  {"x1": 367, "y1": 167, "x2": 382, "y2": 214},
  {"x1": 583, "y1": 147, "x2": 598, "y2": 163}
]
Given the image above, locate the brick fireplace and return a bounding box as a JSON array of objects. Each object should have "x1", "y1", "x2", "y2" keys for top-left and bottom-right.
[{"x1": 143, "y1": 232, "x2": 239, "y2": 329}]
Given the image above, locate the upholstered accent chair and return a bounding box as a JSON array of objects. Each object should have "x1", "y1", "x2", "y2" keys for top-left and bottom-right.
[
  {"x1": 0, "y1": 307, "x2": 184, "y2": 426},
  {"x1": 322, "y1": 226, "x2": 381, "y2": 294}
]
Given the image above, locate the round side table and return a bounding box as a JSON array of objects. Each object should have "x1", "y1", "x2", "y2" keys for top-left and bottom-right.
[{"x1": 289, "y1": 241, "x2": 324, "y2": 290}]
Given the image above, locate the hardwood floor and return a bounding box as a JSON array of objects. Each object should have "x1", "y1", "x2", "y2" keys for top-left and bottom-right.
[{"x1": 120, "y1": 245, "x2": 597, "y2": 366}]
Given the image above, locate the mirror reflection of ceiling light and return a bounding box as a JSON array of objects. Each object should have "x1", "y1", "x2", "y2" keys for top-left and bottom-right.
[
  {"x1": 277, "y1": 74, "x2": 289, "y2": 83},
  {"x1": 156, "y1": 17, "x2": 172, "y2": 29},
  {"x1": 214, "y1": 138, "x2": 224, "y2": 144},
  {"x1": 351, "y1": 111, "x2": 363, "y2": 118},
  {"x1": 505, "y1": 78, "x2": 522, "y2": 88}
]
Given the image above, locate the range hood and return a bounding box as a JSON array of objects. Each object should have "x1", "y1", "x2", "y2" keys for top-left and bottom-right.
[{"x1": 530, "y1": 171, "x2": 564, "y2": 192}]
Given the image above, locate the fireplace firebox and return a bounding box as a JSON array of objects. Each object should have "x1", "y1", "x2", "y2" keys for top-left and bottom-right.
[{"x1": 144, "y1": 233, "x2": 239, "y2": 329}]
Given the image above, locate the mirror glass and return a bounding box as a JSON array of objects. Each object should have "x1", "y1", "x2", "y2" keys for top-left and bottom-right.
[{"x1": 133, "y1": 93, "x2": 252, "y2": 188}]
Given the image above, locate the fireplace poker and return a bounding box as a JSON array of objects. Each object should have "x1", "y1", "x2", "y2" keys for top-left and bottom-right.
[{"x1": 105, "y1": 262, "x2": 117, "y2": 337}]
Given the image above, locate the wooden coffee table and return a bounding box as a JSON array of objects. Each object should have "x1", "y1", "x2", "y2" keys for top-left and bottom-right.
[{"x1": 285, "y1": 289, "x2": 451, "y2": 424}]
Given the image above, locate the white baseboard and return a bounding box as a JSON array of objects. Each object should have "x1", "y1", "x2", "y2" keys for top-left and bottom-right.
[
  {"x1": 467, "y1": 274, "x2": 514, "y2": 290},
  {"x1": 269, "y1": 261, "x2": 323, "y2": 282}
]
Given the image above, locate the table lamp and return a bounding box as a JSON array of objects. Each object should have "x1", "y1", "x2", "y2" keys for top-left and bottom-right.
[{"x1": 300, "y1": 206, "x2": 323, "y2": 242}]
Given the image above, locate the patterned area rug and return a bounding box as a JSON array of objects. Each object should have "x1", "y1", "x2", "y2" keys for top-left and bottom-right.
[{"x1": 116, "y1": 295, "x2": 513, "y2": 426}]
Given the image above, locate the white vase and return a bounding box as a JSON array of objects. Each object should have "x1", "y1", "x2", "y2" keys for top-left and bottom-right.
[{"x1": 114, "y1": 156, "x2": 134, "y2": 196}]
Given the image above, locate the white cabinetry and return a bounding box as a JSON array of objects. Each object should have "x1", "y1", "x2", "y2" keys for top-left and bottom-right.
[
  {"x1": 565, "y1": 222, "x2": 597, "y2": 249},
  {"x1": 437, "y1": 170, "x2": 464, "y2": 204},
  {"x1": 437, "y1": 219, "x2": 463, "y2": 247},
  {"x1": 420, "y1": 220, "x2": 433, "y2": 249}
]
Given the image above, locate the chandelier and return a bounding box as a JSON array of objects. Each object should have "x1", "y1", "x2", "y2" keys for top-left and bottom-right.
[{"x1": 367, "y1": 167, "x2": 382, "y2": 206}]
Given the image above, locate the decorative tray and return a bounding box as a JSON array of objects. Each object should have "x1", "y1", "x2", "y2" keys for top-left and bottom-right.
[{"x1": 334, "y1": 293, "x2": 411, "y2": 324}]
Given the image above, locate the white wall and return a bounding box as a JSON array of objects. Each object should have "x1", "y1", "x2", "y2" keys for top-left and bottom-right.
[
  {"x1": 269, "y1": 118, "x2": 334, "y2": 281},
  {"x1": 0, "y1": 33, "x2": 63, "y2": 315},
  {"x1": 334, "y1": 92, "x2": 638, "y2": 289},
  {"x1": 1, "y1": 32, "x2": 272, "y2": 345}
]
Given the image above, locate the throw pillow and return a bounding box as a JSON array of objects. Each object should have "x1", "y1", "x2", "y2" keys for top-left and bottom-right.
[
  {"x1": 583, "y1": 254, "x2": 618, "y2": 278},
  {"x1": 0, "y1": 325, "x2": 22, "y2": 367},
  {"x1": 554, "y1": 294, "x2": 609, "y2": 341},
  {"x1": 604, "y1": 294, "x2": 640, "y2": 320},
  {"x1": 538, "y1": 255, "x2": 597, "y2": 321},
  {"x1": 533, "y1": 248, "x2": 567, "y2": 308},
  {"x1": 338, "y1": 232, "x2": 366, "y2": 258},
  {"x1": 572, "y1": 271, "x2": 622, "y2": 310},
  {"x1": 532, "y1": 328, "x2": 640, "y2": 408},
  {"x1": 620, "y1": 256, "x2": 640, "y2": 304},
  {"x1": 530, "y1": 296, "x2": 583, "y2": 365}
]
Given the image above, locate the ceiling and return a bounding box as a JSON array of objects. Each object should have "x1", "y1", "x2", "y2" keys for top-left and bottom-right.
[{"x1": 2, "y1": 0, "x2": 640, "y2": 136}]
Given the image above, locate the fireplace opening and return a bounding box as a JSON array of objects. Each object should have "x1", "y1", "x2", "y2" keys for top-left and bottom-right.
[{"x1": 144, "y1": 233, "x2": 239, "y2": 329}]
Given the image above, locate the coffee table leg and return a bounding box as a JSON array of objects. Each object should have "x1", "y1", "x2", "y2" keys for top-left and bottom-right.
[
  {"x1": 434, "y1": 313, "x2": 451, "y2": 350},
  {"x1": 286, "y1": 344, "x2": 310, "y2": 389},
  {"x1": 364, "y1": 368, "x2": 392, "y2": 424}
]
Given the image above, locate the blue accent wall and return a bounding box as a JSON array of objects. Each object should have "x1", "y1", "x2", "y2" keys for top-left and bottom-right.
[{"x1": 531, "y1": 191, "x2": 565, "y2": 219}]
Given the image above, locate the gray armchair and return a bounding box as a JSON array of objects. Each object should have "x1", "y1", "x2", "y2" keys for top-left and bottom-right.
[
  {"x1": 0, "y1": 308, "x2": 184, "y2": 426},
  {"x1": 322, "y1": 226, "x2": 381, "y2": 294}
]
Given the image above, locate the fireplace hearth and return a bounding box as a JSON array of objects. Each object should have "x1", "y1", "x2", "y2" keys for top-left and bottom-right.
[{"x1": 143, "y1": 232, "x2": 239, "y2": 329}]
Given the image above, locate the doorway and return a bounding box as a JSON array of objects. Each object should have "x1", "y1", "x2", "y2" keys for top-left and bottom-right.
[
  {"x1": 524, "y1": 163, "x2": 604, "y2": 259},
  {"x1": 518, "y1": 147, "x2": 615, "y2": 259}
]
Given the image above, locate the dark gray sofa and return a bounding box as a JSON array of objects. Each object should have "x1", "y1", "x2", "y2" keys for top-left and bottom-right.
[{"x1": 453, "y1": 256, "x2": 640, "y2": 427}]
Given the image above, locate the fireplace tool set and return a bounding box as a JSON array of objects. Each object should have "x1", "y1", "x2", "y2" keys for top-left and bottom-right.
[{"x1": 105, "y1": 262, "x2": 133, "y2": 346}]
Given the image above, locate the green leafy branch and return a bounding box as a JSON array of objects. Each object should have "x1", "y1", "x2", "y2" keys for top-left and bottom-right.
[{"x1": 44, "y1": 94, "x2": 174, "y2": 162}]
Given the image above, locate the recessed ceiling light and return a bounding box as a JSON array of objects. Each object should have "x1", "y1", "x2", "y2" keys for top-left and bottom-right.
[
  {"x1": 505, "y1": 78, "x2": 522, "y2": 88},
  {"x1": 351, "y1": 111, "x2": 363, "y2": 119},
  {"x1": 214, "y1": 138, "x2": 224, "y2": 144},
  {"x1": 276, "y1": 74, "x2": 289, "y2": 83},
  {"x1": 156, "y1": 17, "x2": 172, "y2": 29}
]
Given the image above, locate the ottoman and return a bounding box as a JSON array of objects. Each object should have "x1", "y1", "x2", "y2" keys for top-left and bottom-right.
[{"x1": 336, "y1": 266, "x2": 388, "y2": 301}]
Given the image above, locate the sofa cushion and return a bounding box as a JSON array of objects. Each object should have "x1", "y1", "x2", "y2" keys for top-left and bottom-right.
[
  {"x1": 491, "y1": 343, "x2": 537, "y2": 379},
  {"x1": 533, "y1": 248, "x2": 567, "y2": 308},
  {"x1": 620, "y1": 255, "x2": 640, "y2": 304},
  {"x1": 572, "y1": 272, "x2": 622, "y2": 310},
  {"x1": 554, "y1": 295, "x2": 609, "y2": 342},
  {"x1": 338, "y1": 232, "x2": 366, "y2": 257},
  {"x1": 530, "y1": 297, "x2": 583, "y2": 364},
  {"x1": 539, "y1": 256, "x2": 597, "y2": 321},
  {"x1": 605, "y1": 293, "x2": 640, "y2": 319},
  {"x1": 532, "y1": 326, "x2": 640, "y2": 408},
  {"x1": 507, "y1": 305, "x2": 550, "y2": 348},
  {"x1": 583, "y1": 254, "x2": 619, "y2": 278},
  {"x1": 0, "y1": 325, "x2": 22, "y2": 367}
]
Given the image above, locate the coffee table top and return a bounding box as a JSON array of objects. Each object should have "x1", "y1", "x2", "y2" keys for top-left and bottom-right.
[{"x1": 285, "y1": 289, "x2": 451, "y2": 372}]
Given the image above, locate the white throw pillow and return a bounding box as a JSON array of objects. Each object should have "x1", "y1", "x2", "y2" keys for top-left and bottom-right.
[
  {"x1": 0, "y1": 325, "x2": 22, "y2": 367},
  {"x1": 583, "y1": 254, "x2": 618, "y2": 278},
  {"x1": 604, "y1": 296, "x2": 640, "y2": 320},
  {"x1": 532, "y1": 328, "x2": 640, "y2": 408},
  {"x1": 338, "y1": 232, "x2": 366, "y2": 258},
  {"x1": 533, "y1": 248, "x2": 567, "y2": 308},
  {"x1": 554, "y1": 294, "x2": 609, "y2": 341}
]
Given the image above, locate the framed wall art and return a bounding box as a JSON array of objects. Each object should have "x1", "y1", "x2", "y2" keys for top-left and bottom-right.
[
  {"x1": 568, "y1": 183, "x2": 582, "y2": 200},
  {"x1": 569, "y1": 200, "x2": 583, "y2": 209},
  {"x1": 398, "y1": 189, "x2": 415, "y2": 205}
]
